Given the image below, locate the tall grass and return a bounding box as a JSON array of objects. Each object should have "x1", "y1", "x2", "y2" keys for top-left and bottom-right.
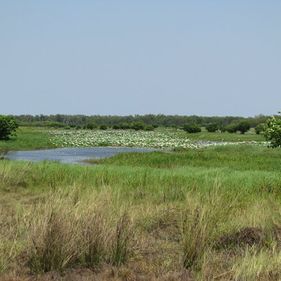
[
  {"x1": 232, "y1": 248, "x2": 281, "y2": 281},
  {"x1": 180, "y1": 188, "x2": 234, "y2": 269},
  {"x1": 0, "y1": 145, "x2": 281, "y2": 279},
  {"x1": 26, "y1": 190, "x2": 132, "y2": 273}
]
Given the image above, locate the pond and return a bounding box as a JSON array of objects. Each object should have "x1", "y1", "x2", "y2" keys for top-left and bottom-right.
[{"x1": 4, "y1": 147, "x2": 155, "y2": 165}]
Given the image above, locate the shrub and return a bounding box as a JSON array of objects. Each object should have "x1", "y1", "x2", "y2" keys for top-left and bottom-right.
[
  {"x1": 224, "y1": 121, "x2": 251, "y2": 134},
  {"x1": 183, "y1": 124, "x2": 201, "y2": 133},
  {"x1": 255, "y1": 123, "x2": 265, "y2": 135},
  {"x1": 0, "y1": 115, "x2": 18, "y2": 140},
  {"x1": 236, "y1": 121, "x2": 251, "y2": 134},
  {"x1": 99, "y1": 125, "x2": 108, "y2": 130},
  {"x1": 224, "y1": 122, "x2": 238, "y2": 133},
  {"x1": 131, "y1": 122, "x2": 145, "y2": 131},
  {"x1": 119, "y1": 123, "x2": 131, "y2": 130},
  {"x1": 85, "y1": 123, "x2": 97, "y2": 130},
  {"x1": 206, "y1": 123, "x2": 219, "y2": 133},
  {"x1": 112, "y1": 125, "x2": 120, "y2": 130},
  {"x1": 264, "y1": 114, "x2": 281, "y2": 148}
]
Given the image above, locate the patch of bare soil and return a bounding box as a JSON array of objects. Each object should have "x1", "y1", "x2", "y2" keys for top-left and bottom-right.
[{"x1": 215, "y1": 227, "x2": 265, "y2": 249}]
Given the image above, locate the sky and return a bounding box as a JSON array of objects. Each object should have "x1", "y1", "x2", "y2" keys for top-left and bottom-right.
[{"x1": 0, "y1": 1, "x2": 280, "y2": 116}]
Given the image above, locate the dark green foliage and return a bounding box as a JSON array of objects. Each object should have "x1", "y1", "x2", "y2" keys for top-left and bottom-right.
[
  {"x1": 183, "y1": 124, "x2": 201, "y2": 133},
  {"x1": 113, "y1": 125, "x2": 121, "y2": 130},
  {"x1": 85, "y1": 123, "x2": 97, "y2": 130},
  {"x1": 236, "y1": 121, "x2": 251, "y2": 134},
  {"x1": 255, "y1": 123, "x2": 265, "y2": 135},
  {"x1": 119, "y1": 123, "x2": 131, "y2": 130},
  {"x1": 99, "y1": 125, "x2": 108, "y2": 130},
  {"x1": 0, "y1": 115, "x2": 18, "y2": 140},
  {"x1": 13, "y1": 114, "x2": 269, "y2": 130},
  {"x1": 131, "y1": 122, "x2": 145, "y2": 131},
  {"x1": 206, "y1": 123, "x2": 219, "y2": 132},
  {"x1": 224, "y1": 121, "x2": 251, "y2": 134},
  {"x1": 224, "y1": 122, "x2": 238, "y2": 133}
]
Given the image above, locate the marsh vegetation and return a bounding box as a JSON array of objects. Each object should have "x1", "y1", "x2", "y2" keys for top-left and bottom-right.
[{"x1": 0, "y1": 123, "x2": 281, "y2": 280}]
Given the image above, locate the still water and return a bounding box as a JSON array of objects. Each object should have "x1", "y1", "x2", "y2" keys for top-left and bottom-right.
[{"x1": 5, "y1": 147, "x2": 155, "y2": 164}]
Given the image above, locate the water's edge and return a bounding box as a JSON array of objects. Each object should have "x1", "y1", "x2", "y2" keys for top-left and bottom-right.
[{"x1": 4, "y1": 147, "x2": 156, "y2": 165}]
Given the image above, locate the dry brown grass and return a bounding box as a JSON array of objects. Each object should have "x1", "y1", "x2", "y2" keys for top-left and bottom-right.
[
  {"x1": 1, "y1": 178, "x2": 281, "y2": 280},
  {"x1": 24, "y1": 191, "x2": 132, "y2": 274}
]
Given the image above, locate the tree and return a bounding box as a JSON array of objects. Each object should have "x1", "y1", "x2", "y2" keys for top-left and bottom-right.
[
  {"x1": 85, "y1": 123, "x2": 97, "y2": 130},
  {"x1": 223, "y1": 120, "x2": 250, "y2": 134},
  {"x1": 235, "y1": 121, "x2": 251, "y2": 134},
  {"x1": 255, "y1": 123, "x2": 265, "y2": 135},
  {"x1": 183, "y1": 124, "x2": 201, "y2": 133},
  {"x1": 0, "y1": 115, "x2": 18, "y2": 140},
  {"x1": 264, "y1": 113, "x2": 281, "y2": 147},
  {"x1": 99, "y1": 125, "x2": 108, "y2": 130},
  {"x1": 131, "y1": 122, "x2": 145, "y2": 131},
  {"x1": 206, "y1": 123, "x2": 219, "y2": 132},
  {"x1": 224, "y1": 122, "x2": 238, "y2": 133}
]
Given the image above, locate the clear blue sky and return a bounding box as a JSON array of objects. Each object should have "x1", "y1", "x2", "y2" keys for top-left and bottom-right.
[{"x1": 0, "y1": 1, "x2": 280, "y2": 116}]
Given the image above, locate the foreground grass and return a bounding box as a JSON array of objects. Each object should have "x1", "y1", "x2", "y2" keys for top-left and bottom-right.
[{"x1": 0, "y1": 144, "x2": 281, "y2": 280}]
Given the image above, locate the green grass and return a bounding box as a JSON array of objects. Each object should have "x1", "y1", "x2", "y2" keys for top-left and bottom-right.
[
  {"x1": 90, "y1": 145, "x2": 280, "y2": 171},
  {"x1": 0, "y1": 127, "x2": 55, "y2": 153}
]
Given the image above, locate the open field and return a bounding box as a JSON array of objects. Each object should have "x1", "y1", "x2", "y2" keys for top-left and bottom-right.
[{"x1": 0, "y1": 128, "x2": 281, "y2": 280}]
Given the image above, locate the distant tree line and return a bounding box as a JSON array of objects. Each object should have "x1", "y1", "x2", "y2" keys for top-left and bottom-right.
[
  {"x1": 13, "y1": 114, "x2": 268, "y2": 132},
  {"x1": 2, "y1": 113, "x2": 281, "y2": 145}
]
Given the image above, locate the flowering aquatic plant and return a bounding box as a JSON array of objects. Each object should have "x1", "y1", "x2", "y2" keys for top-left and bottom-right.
[{"x1": 49, "y1": 129, "x2": 266, "y2": 150}]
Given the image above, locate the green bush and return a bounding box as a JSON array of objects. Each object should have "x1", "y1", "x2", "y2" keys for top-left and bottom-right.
[
  {"x1": 206, "y1": 123, "x2": 219, "y2": 133},
  {"x1": 183, "y1": 124, "x2": 201, "y2": 133},
  {"x1": 112, "y1": 125, "x2": 120, "y2": 130},
  {"x1": 224, "y1": 121, "x2": 250, "y2": 134},
  {"x1": 236, "y1": 121, "x2": 251, "y2": 134},
  {"x1": 85, "y1": 123, "x2": 97, "y2": 130},
  {"x1": 119, "y1": 123, "x2": 130, "y2": 130},
  {"x1": 99, "y1": 125, "x2": 108, "y2": 130},
  {"x1": 264, "y1": 114, "x2": 281, "y2": 147},
  {"x1": 131, "y1": 122, "x2": 145, "y2": 131},
  {"x1": 255, "y1": 123, "x2": 265, "y2": 135},
  {"x1": 0, "y1": 115, "x2": 18, "y2": 140}
]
